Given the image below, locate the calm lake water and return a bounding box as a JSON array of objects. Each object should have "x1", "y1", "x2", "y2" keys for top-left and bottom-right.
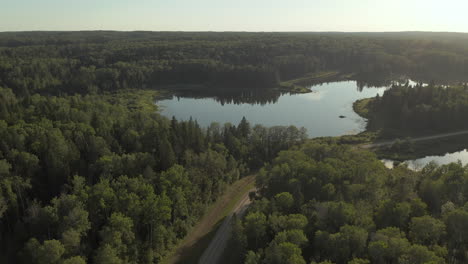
[
  {"x1": 383, "y1": 149, "x2": 468, "y2": 170},
  {"x1": 157, "y1": 81, "x2": 387, "y2": 137},
  {"x1": 158, "y1": 80, "x2": 468, "y2": 168}
]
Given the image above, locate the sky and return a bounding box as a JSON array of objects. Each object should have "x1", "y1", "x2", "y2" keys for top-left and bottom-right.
[{"x1": 1, "y1": 0, "x2": 468, "y2": 32}]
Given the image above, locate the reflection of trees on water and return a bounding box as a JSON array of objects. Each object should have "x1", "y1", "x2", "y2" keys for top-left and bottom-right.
[
  {"x1": 166, "y1": 75, "x2": 442, "y2": 105},
  {"x1": 172, "y1": 88, "x2": 285, "y2": 105},
  {"x1": 354, "y1": 72, "x2": 462, "y2": 92},
  {"x1": 299, "y1": 76, "x2": 395, "y2": 92},
  {"x1": 301, "y1": 78, "x2": 394, "y2": 92},
  {"x1": 356, "y1": 79, "x2": 394, "y2": 91},
  {"x1": 353, "y1": 73, "x2": 406, "y2": 91}
]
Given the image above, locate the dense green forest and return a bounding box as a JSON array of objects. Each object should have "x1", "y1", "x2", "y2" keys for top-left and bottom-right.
[
  {"x1": 362, "y1": 83, "x2": 468, "y2": 133},
  {"x1": 230, "y1": 141, "x2": 468, "y2": 264},
  {"x1": 2, "y1": 31, "x2": 468, "y2": 263},
  {"x1": 0, "y1": 87, "x2": 306, "y2": 263},
  {"x1": 1, "y1": 31, "x2": 468, "y2": 97}
]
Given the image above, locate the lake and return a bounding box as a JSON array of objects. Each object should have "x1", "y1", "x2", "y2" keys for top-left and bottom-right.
[
  {"x1": 158, "y1": 80, "x2": 468, "y2": 168},
  {"x1": 383, "y1": 149, "x2": 468, "y2": 170},
  {"x1": 157, "y1": 81, "x2": 387, "y2": 137}
]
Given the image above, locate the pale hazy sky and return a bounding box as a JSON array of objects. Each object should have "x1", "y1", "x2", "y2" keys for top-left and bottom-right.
[{"x1": 1, "y1": 0, "x2": 467, "y2": 32}]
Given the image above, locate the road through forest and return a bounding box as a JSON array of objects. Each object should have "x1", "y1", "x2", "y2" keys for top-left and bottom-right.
[
  {"x1": 198, "y1": 188, "x2": 255, "y2": 264},
  {"x1": 165, "y1": 175, "x2": 255, "y2": 264}
]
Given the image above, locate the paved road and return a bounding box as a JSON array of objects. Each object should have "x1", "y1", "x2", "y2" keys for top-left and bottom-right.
[
  {"x1": 361, "y1": 130, "x2": 468, "y2": 149},
  {"x1": 198, "y1": 189, "x2": 255, "y2": 264}
]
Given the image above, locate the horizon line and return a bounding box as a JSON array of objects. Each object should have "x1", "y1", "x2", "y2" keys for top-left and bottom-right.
[{"x1": 1, "y1": 30, "x2": 468, "y2": 34}]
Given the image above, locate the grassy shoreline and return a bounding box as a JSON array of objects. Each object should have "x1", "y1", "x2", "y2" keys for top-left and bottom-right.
[
  {"x1": 353, "y1": 97, "x2": 374, "y2": 119},
  {"x1": 278, "y1": 71, "x2": 342, "y2": 93},
  {"x1": 162, "y1": 175, "x2": 255, "y2": 264}
]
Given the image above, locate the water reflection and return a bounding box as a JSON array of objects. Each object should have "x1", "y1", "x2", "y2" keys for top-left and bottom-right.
[
  {"x1": 157, "y1": 80, "x2": 388, "y2": 137},
  {"x1": 383, "y1": 149, "x2": 468, "y2": 170},
  {"x1": 356, "y1": 79, "x2": 394, "y2": 91},
  {"x1": 170, "y1": 88, "x2": 284, "y2": 106},
  {"x1": 165, "y1": 78, "x2": 403, "y2": 106}
]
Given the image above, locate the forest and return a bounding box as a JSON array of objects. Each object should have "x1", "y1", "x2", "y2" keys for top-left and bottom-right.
[
  {"x1": 0, "y1": 87, "x2": 306, "y2": 263},
  {"x1": 1, "y1": 31, "x2": 468, "y2": 97},
  {"x1": 229, "y1": 141, "x2": 468, "y2": 264},
  {"x1": 2, "y1": 31, "x2": 468, "y2": 264},
  {"x1": 362, "y1": 83, "x2": 468, "y2": 133}
]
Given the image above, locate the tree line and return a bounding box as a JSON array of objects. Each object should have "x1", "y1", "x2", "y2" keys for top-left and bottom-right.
[{"x1": 1, "y1": 32, "x2": 468, "y2": 97}]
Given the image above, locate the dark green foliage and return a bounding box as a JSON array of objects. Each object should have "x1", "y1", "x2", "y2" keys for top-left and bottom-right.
[
  {"x1": 366, "y1": 83, "x2": 468, "y2": 132},
  {"x1": 0, "y1": 87, "x2": 304, "y2": 262},
  {"x1": 232, "y1": 142, "x2": 468, "y2": 264},
  {"x1": 1, "y1": 32, "x2": 468, "y2": 97},
  {"x1": 2, "y1": 31, "x2": 468, "y2": 263}
]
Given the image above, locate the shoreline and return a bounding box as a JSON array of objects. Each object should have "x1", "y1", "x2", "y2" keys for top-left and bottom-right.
[{"x1": 351, "y1": 96, "x2": 468, "y2": 162}]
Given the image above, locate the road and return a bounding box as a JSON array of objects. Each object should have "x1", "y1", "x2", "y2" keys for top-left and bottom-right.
[
  {"x1": 361, "y1": 130, "x2": 468, "y2": 149},
  {"x1": 164, "y1": 176, "x2": 255, "y2": 264},
  {"x1": 198, "y1": 188, "x2": 255, "y2": 264}
]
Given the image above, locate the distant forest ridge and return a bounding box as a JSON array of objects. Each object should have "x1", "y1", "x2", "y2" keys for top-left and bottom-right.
[
  {"x1": 0, "y1": 31, "x2": 467, "y2": 96},
  {"x1": 2, "y1": 31, "x2": 468, "y2": 42}
]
